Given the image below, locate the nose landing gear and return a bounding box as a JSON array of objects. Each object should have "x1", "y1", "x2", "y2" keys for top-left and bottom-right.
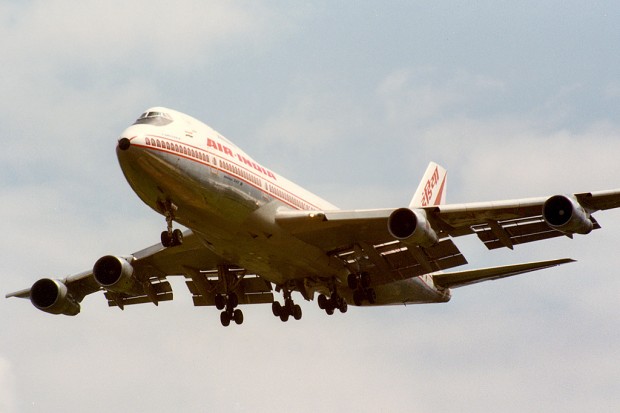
[{"x1": 158, "y1": 200, "x2": 183, "y2": 248}]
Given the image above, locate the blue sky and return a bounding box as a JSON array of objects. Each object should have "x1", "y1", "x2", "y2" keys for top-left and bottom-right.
[{"x1": 2, "y1": 1, "x2": 620, "y2": 412}]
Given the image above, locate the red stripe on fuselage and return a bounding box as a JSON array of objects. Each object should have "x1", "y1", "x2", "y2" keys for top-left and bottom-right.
[{"x1": 133, "y1": 139, "x2": 320, "y2": 211}]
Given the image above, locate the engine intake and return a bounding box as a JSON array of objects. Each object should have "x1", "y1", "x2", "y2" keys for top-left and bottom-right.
[
  {"x1": 543, "y1": 195, "x2": 593, "y2": 235},
  {"x1": 388, "y1": 208, "x2": 438, "y2": 248},
  {"x1": 30, "y1": 278, "x2": 80, "y2": 316},
  {"x1": 93, "y1": 255, "x2": 141, "y2": 294}
]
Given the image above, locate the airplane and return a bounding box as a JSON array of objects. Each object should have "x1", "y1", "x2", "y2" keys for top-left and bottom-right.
[{"x1": 7, "y1": 107, "x2": 620, "y2": 327}]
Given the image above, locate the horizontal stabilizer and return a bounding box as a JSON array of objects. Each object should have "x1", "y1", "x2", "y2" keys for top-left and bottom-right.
[{"x1": 433, "y1": 258, "x2": 575, "y2": 289}]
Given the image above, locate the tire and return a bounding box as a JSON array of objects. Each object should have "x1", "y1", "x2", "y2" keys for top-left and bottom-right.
[
  {"x1": 272, "y1": 301, "x2": 282, "y2": 317},
  {"x1": 233, "y1": 309, "x2": 244, "y2": 325},
  {"x1": 161, "y1": 231, "x2": 171, "y2": 247},
  {"x1": 172, "y1": 229, "x2": 183, "y2": 246},
  {"x1": 293, "y1": 304, "x2": 302, "y2": 320},
  {"x1": 353, "y1": 290, "x2": 364, "y2": 306},
  {"x1": 317, "y1": 294, "x2": 327, "y2": 310},
  {"x1": 347, "y1": 273, "x2": 358, "y2": 289},
  {"x1": 360, "y1": 272, "x2": 371, "y2": 289},
  {"x1": 220, "y1": 311, "x2": 231, "y2": 327},
  {"x1": 367, "y1": 288, "x2": 377, "y2": 304},
  {"x1": 338, "y1": 300, "x2": 348, "y2": 313},
  {"x1": 215, "y1": 294, "x2": 226, "y2": 310},
  {"x1": 279, "y1": 311, "x2": 290, "y2": 322}
]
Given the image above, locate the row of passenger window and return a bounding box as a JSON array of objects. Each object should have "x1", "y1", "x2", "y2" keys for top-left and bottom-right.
[
  {"x1": 267, "y1": 184, "x2": 312, "y2": 210},
  {"x1": 219, "y1": 160, "x2": 262, "y2": 187},
  {"x1": 219, "y1": 158, "x2": 310, "y2": 210},
  {"x1": 145, "y1": 137, "x2": 210, "y2": 163},
  {"x1": 145, "y1": 136, "x2": 311, "y2": 210}
]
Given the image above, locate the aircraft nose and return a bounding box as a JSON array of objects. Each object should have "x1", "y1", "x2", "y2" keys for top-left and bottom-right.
[{"x1": 118, "y1": 137, "x2": 131, "y2": 151}]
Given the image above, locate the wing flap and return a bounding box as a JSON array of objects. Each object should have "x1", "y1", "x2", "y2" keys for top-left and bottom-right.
[
  {"x1": 473, "y1": 218, "x2": 569, "y2": 250},
  {"x1": 105, "y1": 279, "x2": 174, "y2": 308},
  {"x1": 185, "y1": 274, "x2": 274, "y2": 306},
  {"x1": 433, "y1": 258, "x2": 575, "y2": 289},
  {"x1": 334, "y1": 239, "x2": 467, "y2": 286}
]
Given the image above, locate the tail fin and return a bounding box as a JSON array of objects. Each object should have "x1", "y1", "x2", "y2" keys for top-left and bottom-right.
[{"x1": 409, "y1": 162, "x2": 447, "y2": 208}]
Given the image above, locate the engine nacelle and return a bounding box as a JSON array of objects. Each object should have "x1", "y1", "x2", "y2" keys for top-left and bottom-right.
[
  {"x1": 30, "y1": 278, "x2": 80, "y2": 316},
  {"x1": 543, "y1": 195, "x2": 593, "y2": 235},
  {"x1": 93, "y1": 255, "x2": 141, "y2": 294},
  {"x1": 388, "y1": 208, "x2": 439, "y2": 248}
]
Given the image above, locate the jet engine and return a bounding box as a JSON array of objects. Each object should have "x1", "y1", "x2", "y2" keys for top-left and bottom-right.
[
  {"x1": 30, "y1": 278, "x2": 81, "y2": 316},
  {"x1": 543, "y1": 195, "x2": 593, "y2": 235},
  {"x1": 388, "y1": 208, "x2": 439, "y2": 248},
  {"x1": 93, "y1": 255, "x2": 141, "y2": 294}
]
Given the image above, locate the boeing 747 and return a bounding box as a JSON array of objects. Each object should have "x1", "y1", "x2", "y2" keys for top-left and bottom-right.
[{"x1": 7, "y1": 107, "x2": 620, "y2": 326}]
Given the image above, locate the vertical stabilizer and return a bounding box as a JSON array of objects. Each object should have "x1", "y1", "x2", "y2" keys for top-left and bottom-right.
[{"x1": 409, "y1": 162, "x2": 447, "y2": 208}]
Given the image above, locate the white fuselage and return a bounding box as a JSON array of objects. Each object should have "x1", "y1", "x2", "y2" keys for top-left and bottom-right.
[{"x1": 116, "y1": 107, "x2": 449, "y2": 305}]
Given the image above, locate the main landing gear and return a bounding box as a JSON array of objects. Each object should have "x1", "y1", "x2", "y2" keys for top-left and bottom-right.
[
  {"x1": 159, "y1": 200, "x2": 183, "y2": 248},
  {"x1": 215, "y1": 293, "x2": 244, "y2": 327},
  {"x1": 215, "y1": 266, "x2": 245, "y2": 327},
  {"x1": 317, "y1": 291, "x2": 348, "y2": 315},
  {"x1": 348, "y1": 272, "x2": 377, "y2": 306},
  {"x1": 272, "y1": 288, "x2": 302, "y2": 322}
]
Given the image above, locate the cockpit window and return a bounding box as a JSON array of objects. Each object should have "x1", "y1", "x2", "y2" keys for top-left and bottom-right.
[{"x1": 133, "y1": 111, "x2": 174, "y2": 126}]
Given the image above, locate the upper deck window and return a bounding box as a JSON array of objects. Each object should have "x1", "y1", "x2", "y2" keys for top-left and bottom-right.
[{"x1": 133, "y1": 111, "x2": 174, "y2": 126}]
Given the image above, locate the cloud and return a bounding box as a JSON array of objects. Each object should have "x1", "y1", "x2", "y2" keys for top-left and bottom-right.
[
  {"x1": 0, "y1": 0, "x2": 289, "y2": 180},
  {"x1": 0, "y1": 0, "x2": 280, "y2": 74},
  {"x1": 2, "y1": 2, "x2": 620, "y2": 412},
  {"x1": 0, "y1": 357, "x2": 16, "y2": 413},
  {"x1": 414, "y1": 117, "x2": 620, "y2": 200}
]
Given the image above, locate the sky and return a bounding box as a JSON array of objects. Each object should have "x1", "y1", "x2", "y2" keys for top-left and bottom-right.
[{"x1": 1, "y1": 1, "x2": 620, "y2": 412}]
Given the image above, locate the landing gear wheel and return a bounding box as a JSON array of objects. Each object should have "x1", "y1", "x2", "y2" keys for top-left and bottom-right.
[
  {"x1": 272, "y1": 301, "x2": 282, "y2": 317},
  {"x1": 360, "y1": 272, "x2": 371, "y2": 289},
  {"x1": 325, "y1": 306, "x2": 335, "y2": 315},
  {"x1": 172, "y1": 229, "x2": 183, "y2": 246},
  {"x1": 227, "y1": 293, "x2": 239, "y2": 309},
  {"x1": 161, "y1": 231, "x2": 172, "y2": 248},
  {"x1": 347, "y1": 273, "x2": 358, "y2": 289},
  {"x1": 367, "y1": 288, "x2": 377, "y2": 304},
  {"x1": 338, "y1": 300, "x2": 348, "y2": 313},
  {"x1": 349, "y1": 272, "x2": 377, "y2": 306},
  {"x1": 353, "y1": 290, "x2": 364, "y2": 306},
  {"x1": 233, "y1": 309, "x2": 244, "y2": 325},
  {"x1": 318, "y1": 294, "x2": 328, "y2": 310},
  {"x1": 279, "y1": 311, "x2": 290, "y2": 322},
  {"x1": 220, "y1": 311, "x2": 231, "y2": 327},
  {"x1": 293, "y1": 304, "x2": 302, "y2": 320},
  {"x1": 215, "y1": 294, "x2": 226, "y2": 310}
]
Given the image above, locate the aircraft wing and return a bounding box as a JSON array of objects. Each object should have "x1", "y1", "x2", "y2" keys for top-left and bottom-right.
[
  {"x1": 428, "y1": 190, "x2": 620, "y2": 249},
  {"x1": 275, "y1": 189, "x2": 620, "y2": 285},
  {"x1": 6, "y1": 230, "x2": 273, "y2": 314}
]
